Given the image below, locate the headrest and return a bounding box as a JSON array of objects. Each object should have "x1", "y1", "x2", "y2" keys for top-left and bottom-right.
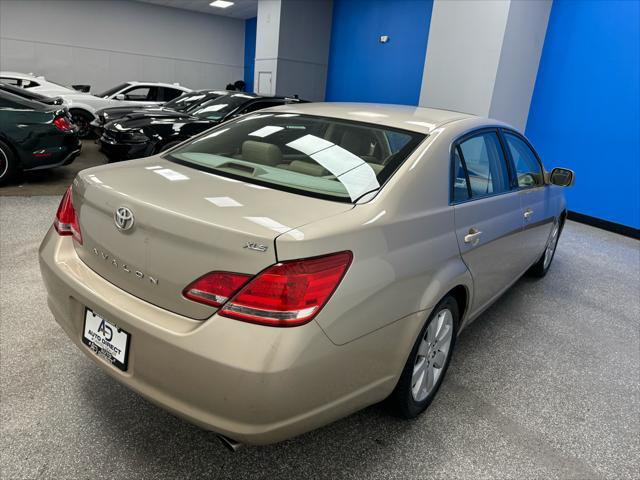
[
  {"x1": 340, "y1": 130, "x2": 372, "y2": 155},
  {"x1": 288, "y1": 160, "x2": 327, "y2": 177},
  {"x1": 241, "y1": 140, "x2": 282, "y2": 166}
]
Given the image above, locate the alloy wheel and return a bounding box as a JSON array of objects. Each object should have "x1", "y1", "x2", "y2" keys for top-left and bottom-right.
[
  {"x1": 71, "y1": 113, "x2": 90, "y2": 137},
  {"x1": 543, "y1": 221, "x2": 560, "y2": 270},
  {"x1": 0, "y1": 148, "x2": 8, "y2": 179},
  {"x1": 411, "y1": 308, "x2": 454, "y2": 402}
]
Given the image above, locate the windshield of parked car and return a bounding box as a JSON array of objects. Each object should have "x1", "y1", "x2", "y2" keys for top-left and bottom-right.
[
  {"x1": 188, "y1": 93, "x2": 255, "y2": 121},
  {"x1": 166, "y1": 113, "x2": 426, "y2": 202},
  {"x1": 96, "y1": 83, "x2": 129, "y2": 98},
  {"x1": 165, "y1": 91, "x2": 222, "y2": 112}
]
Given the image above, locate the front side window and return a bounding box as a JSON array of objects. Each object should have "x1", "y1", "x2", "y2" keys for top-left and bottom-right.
[
  {"x1": 96, "y1": 83, "x2": 129, "y2": 98},
  {"x1": 458, "y1": 132, "x2": 510, "y2": 199},
  {"x1": 166, "y1": 113, "x2": 426, "y2": 202},
  {"x1": 121, "y1": 86, "x2": 157, "y2": 101},
  {"x1": 504, "y1": 132, "x2": 543, "y2": 188}
]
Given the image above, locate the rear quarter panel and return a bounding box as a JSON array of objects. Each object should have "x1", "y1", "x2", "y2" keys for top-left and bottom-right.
[{"x1": 275, "y1": 126, "x2": 475, "y2": 346}]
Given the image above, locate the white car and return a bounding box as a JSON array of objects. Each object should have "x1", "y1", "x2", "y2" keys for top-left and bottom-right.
[
  {"x1": 0, "y1": 72, "x2": 192, "y2": 138},
  {"x1": 0, "y1": 71, "x2": 75, "y2": 95}
]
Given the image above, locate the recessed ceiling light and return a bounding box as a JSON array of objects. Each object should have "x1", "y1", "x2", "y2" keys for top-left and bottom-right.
[{"x1": 209, "y1": 0, "x2": 234, "y2": 8}]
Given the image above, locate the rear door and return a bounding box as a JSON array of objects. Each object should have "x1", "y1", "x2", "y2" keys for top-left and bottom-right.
[
  {"x1": 502, "y1": 130, "x2": 555, "y2": 266},
  {"x1": 452, "y1": 129, "x2": 525, "y2": 314}
]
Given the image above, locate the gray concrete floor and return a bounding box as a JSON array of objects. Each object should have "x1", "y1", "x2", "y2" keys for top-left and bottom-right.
[
  {"x1": 1, "y1": 194, "x2": 639, "y2": 479},
  {"x1": 0, "y1": 141, "x2": 107, "y2": 197}
]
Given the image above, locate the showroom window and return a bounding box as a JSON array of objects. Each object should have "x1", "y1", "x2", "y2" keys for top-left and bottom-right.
[
  {"x1": 504, "y1": 132, "x2": 544, "y2": 188},
  {"x1": 458, "y1": 132, "x2": 510, "y2": 198}
]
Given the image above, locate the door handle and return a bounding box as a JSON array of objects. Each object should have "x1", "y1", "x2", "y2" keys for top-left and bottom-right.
[
  {"x1": 464, "y1": 228, "x2": 482, "y2": 245},
  {"x1": 524, "y1": 208, "x2": 533, "y2": 219}
]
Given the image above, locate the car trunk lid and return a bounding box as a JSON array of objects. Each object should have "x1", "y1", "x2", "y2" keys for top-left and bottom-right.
[{"x1": 73, "y1": 157, "x2": 352, "y2": 319}]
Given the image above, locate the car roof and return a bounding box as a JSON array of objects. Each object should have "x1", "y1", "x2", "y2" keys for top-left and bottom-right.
[
  {"x1": 0, "y1": 71, "x2": 41, "y2": 80},
  {"x1": 259, "y1": 102, "x2": 477, "y2": 134},
  {"x1": 126, "y1": 81, "x2": 191, "y2": 91}
]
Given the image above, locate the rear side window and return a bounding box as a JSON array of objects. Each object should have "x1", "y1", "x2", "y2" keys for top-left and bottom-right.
[
  {"x1": 452, "y1": 147, "x2": 470, "y2": 202},
  {"x1": 458, "y1": 132, "x2": 509, "y2": 199},
  {"x1": 160, "y1": 87, "x2": 183, "y2": 102},
  {"x1": 504, "y1": 132, "x2": 543, "y2": 187}
]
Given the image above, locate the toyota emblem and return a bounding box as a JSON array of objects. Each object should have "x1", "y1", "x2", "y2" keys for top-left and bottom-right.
[{"x1": 114, "y1": 207, "x2": 135, "y2": 231}]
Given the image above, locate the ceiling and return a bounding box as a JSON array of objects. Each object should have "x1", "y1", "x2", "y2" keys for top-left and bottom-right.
[{"x1": 134, "y1": 0, "x2": 258, "y2": 19}]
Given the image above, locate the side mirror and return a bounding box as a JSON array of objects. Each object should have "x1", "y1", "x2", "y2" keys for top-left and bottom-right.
[
  {"x1": 549, "y1": 167, "x2": 575, "y2": 187},
  {"x1": 115, "y1": 94, "x2": 126, "y2": 101}
]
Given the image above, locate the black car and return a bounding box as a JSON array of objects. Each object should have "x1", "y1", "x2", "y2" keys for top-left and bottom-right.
[
  {"x1": 0, "y1": 89, "x2": 80, "y2": 185},
  {"x1": 90, "y1": 89, "x2": 228, "y2": 138},
  {"x1": 0, "y1": 81, "x2": 65, "y2": 106},
  {"x1": 99, "y1": 93, "x2": 304, "y2": 161}
]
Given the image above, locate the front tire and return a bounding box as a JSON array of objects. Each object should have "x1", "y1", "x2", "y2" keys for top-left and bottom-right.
[
  {"x1": 70, "y1": 109, "x2": 94, "y2": 139},
  {"x1": 390, "y1": 295, "x2": 459, "y2": 418},
  {"x1": 527, "y1": 216, "x2": 563, "y2": 278},
  {"x1": 0, "y1": 140, "x2": 19, "y2": 186}
]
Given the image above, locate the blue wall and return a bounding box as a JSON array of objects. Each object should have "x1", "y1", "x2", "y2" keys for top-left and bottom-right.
[
  {"x1": 526, "y1": 0, "x2": 640, "y2": 229},
  {"x1": 325, "y1": 0, "x2": 433, "y2": 106},
  {"x1": 244, "y1": 17, "x2": 257, "y2": 92}
]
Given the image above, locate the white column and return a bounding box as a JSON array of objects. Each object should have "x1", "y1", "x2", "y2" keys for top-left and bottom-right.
[
  {"x1": 418, "y1": 0, "x2": 552, "y2": 131},
  {"x1": 254, "y1": 0, "x2": 333, "y2": 101}
]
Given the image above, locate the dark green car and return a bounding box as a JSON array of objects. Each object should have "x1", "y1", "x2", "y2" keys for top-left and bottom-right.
[{"x1": 0, "y1": 86, "x2": 81, "y2": 185}]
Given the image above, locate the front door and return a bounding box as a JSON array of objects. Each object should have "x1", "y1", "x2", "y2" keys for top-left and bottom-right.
[{"x1": 502, "y1": 130, "x2": 556, "y2": 267}]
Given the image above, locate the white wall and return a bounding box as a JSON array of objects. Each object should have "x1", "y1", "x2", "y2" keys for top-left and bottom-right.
[
  {"x1": 0, "y1": 0, "x2": 246, "y2": 93},
  {"x1": 418, "y1": 0, "x2": 551, "y2": 131},
  {"x1": 254, "y1": 0, "x2": 332, "y2": 101}
]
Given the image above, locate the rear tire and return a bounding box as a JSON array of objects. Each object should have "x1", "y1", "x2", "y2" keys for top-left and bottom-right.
[
  {"x1": 527, "y1": 216, "x2": 564, "y2": 278},
  {"x1": 0, "y1": 140, "x2": 19, "y2": 186},
  {"x1": 70, "y1": 109, "x2": 94, "y2": 139},
  {"x1": 389, "y1": 295, "x2": 459, "y2": 418}
]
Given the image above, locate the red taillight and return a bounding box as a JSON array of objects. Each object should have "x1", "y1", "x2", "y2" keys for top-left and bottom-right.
[
  {"x1": 220, "y1": 251, "x2": 352, "y2": 327},
  {"x1": 53, "y1": 186, "x2": 82, "y2": 244},
  {"x1": 183, "y1": 272, "x2": 252, "y2": 307},
  {"x1": 53, "y1": 116, "x2": 73, "y2": 132}
]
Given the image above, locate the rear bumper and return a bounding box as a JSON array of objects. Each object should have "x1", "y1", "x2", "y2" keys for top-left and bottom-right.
[
  {"x1": 39, "y1": 230, "x2": 414, "y2": 444},
  {"x1": 22, "y1": 135, "x2": 81, "y2": 171},
  {"x1": 98, "y1": 135, "x2": 155, "y2": 161}
]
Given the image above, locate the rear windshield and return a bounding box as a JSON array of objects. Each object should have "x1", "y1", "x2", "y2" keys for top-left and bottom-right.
[
  {"x1": 188, "y1": 93, "x2": 256, "y2": 121},
  {"x1": 166, "y1": 113, "x2": 426, "y2": 202},
  {"x1": 165, "y1": 91, "x2": 222, "y2": 112}
]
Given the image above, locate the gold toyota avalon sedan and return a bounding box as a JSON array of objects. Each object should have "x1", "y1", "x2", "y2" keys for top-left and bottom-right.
[{"x1": 39, "y1": 103, "x2": 574, "y2": 447}]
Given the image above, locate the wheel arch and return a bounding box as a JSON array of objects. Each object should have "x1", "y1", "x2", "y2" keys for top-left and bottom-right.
[
  {"x1": 0, "y1": 136, "x2": 22, "y2": 167},
  {"x1": 68, "y1": 107, "x2": 95, "y2": 120}
]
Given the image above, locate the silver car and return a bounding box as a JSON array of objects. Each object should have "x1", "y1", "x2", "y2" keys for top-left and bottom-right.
[{"x1": 39, "y1": 103, "x2": 574, "y2": 447}]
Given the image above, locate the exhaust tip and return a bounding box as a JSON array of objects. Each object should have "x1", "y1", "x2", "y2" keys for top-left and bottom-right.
[{"x1": 217, "y1": 434, "x2": 243, "y2": 452}]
